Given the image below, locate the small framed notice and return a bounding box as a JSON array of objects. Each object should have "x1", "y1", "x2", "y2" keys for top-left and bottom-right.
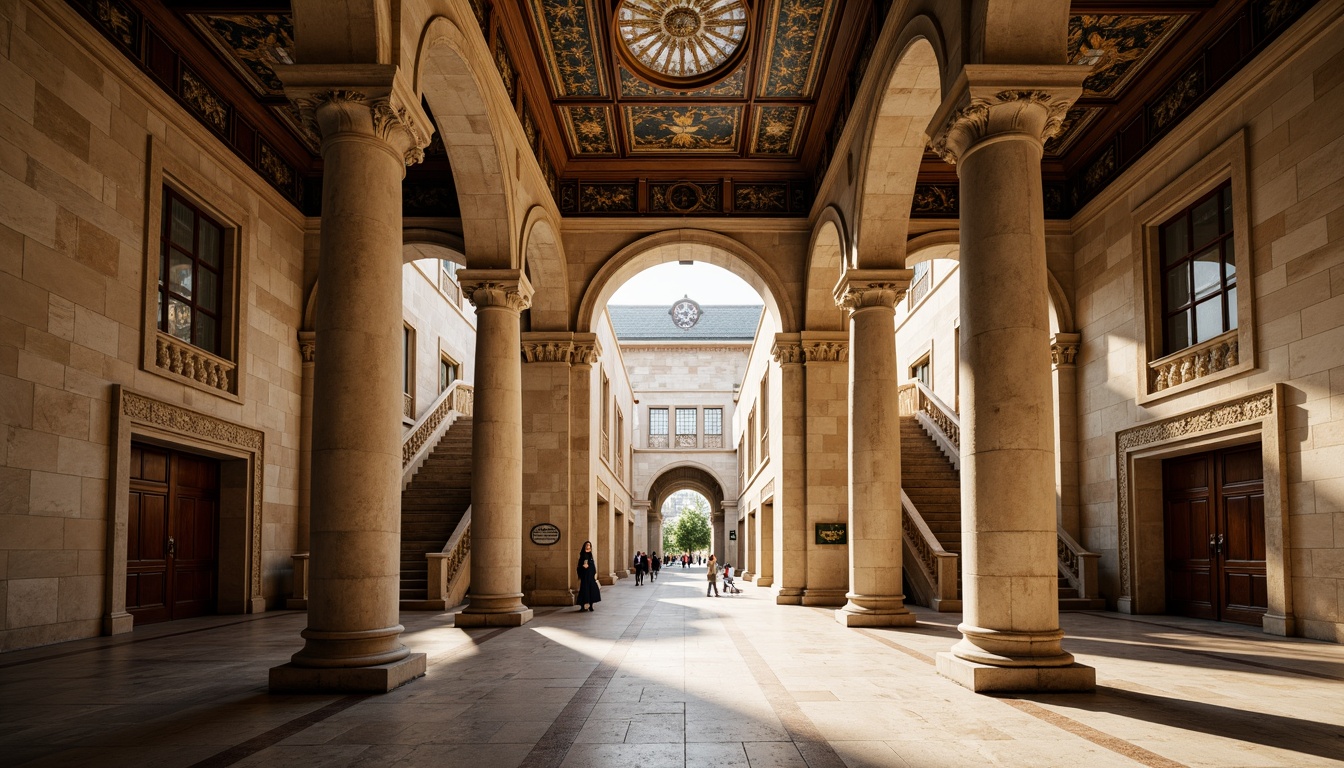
[
  {"x1": 728, "y1": 530, "x2": 737, "y2": 541},
  {"x1": 815, "y1": 523, "x2": 847, "y2": 545},
  {"x1": 530, "y1": 523, "x2": 561, "y2": 546}
]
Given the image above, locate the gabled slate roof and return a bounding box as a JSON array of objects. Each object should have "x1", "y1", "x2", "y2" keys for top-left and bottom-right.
[{"x1": 608, "y1": 304, "x2": 762, "y2": 340}]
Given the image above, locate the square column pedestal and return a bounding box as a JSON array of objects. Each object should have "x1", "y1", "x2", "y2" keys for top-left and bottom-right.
[
  {"x1": 269, "y1": 654, "x2": 427, "y2": 694},
  {"x1": 935, "y1": 653, "x2": 1095, "y2": 692}
]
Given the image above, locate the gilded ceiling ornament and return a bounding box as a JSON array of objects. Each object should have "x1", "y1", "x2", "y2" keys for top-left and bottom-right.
[{"x1": 616, "y1": 0, "x2": 748, "y2": 85}]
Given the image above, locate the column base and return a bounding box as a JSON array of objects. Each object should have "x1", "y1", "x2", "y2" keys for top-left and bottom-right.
[
  {"x1": 936, "y1": 652, "x2": 1095, "y2": 692},
  {"x1": 615, "y1": 569, "x2": 630, "y2": 578},
  {"x1": 755, "y1": 577, "x2": 774, "y2": 587},
  {"x1": 775, "y1": 588, "x2": 804, "y2": 606},
  {"x1": 835, "y1": 606, "x2": 916, "y2": 627},
  {"x1": 454, "y1": 607, "x2": 534, "y2": 627},
  {"x1": 597, "y1": 574, "x2": 616, "y2": 586},
  {"x1": 269, "y1": 653, "x2": 426, "y2": 694},
  {"x1": 741, "y1": 572, "x2": 753, "y2": 582},
  {"x1": 103, "y1": 611, "x2": 134, "y2": 636},
  {"x1": 285, "y1": 598, "x2": 309, "y2": 610},
  {"x1": 801, "y1": 589, "x2": 847, "y2": 607}
]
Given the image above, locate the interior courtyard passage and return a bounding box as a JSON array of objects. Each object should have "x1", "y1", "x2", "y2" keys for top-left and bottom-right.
[{"x1": 2, "y1": 567, "x2": 1342, "y2": 768}]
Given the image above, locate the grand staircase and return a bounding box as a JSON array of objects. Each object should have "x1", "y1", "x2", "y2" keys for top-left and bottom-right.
[
  {"x1": 898, "y1": 381, "x2": 1105, "y2": 611},
  {"x1": 400, "y1": 416, "x2": 473, "y2": 603}
]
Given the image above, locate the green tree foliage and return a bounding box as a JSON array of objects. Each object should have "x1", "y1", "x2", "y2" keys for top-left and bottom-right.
[{"x1": 672, "y1": 506, "x2": 712, "y2": 555}]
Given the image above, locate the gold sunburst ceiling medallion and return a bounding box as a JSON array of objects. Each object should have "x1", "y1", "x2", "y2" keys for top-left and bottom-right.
[{"x1": 615, "y1": 0, "x2": 749, "y2": 88}]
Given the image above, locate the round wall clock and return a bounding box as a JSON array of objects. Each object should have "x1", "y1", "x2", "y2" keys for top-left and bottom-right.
[
  {"x1": 669, "y1": 297, "x2": 702, "y2": 330},
  {"x1": 615, "y1": 0, "x2": 750, "y2": 88}
]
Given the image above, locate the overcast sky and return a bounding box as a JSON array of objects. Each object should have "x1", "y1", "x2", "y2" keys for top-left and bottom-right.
[{"x1": 609, "y1": 262, "x2": 763, "y2": 305}]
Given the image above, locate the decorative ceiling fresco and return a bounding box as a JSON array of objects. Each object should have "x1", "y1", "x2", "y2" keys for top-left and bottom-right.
[{"x1": 67, "y1": 0, "x2": 1320, "y2": 218}]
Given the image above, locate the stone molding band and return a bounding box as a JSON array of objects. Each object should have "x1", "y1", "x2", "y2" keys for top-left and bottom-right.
[{"x1": 520, "y1": 333, "x2": 600, "y2": 364}]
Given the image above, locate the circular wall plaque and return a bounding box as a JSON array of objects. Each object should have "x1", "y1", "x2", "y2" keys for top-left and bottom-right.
[{"x1": 530, "y1": 523, "x2": 562, "y2": 546}]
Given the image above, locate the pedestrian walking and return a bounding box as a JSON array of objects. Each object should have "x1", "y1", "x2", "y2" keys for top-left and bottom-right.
[
  {"x1": 575, "y1": 541, "x2": 601, "y2": 612},
  {"x1": 706, "y1": 554, "x2": 720, "y2": 597}
]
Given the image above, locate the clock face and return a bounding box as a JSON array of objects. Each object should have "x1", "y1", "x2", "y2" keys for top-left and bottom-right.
[{"x1": 670, "y1": 298, "x2": 701, "y2": 330}]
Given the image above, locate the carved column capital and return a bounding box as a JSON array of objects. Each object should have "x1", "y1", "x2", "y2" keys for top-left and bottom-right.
[
  {"x1": 833, "y1": 269, "x2": 913, "y2": 312},
  {"x1": 771, "y1": 333, "x2": 803, "y2": 365},
  {"x1": 280, "y1": 64, "x2": 431, "y2": 166},
  {"x1": 458, "y1": 269, "x2": 534, "y2": 313},
  {"x1": 298, "y1": 331, "x2": 316, "y2": 364},
  {"x1": 802, "y1": 341, "x2": 849, "y2": 363},
  {"x1": 521, "y1": 333, "x2": 577, "y2": 364},
  {"x1": 572, "y1": 333, "x2": 602, "y2": 366},
  {"x1": 927, "y1": 65, "x2": 1086, "y2": 165},
  {"x1": 1050, "y1": 332, "x2": 1081, "y2": 369}
]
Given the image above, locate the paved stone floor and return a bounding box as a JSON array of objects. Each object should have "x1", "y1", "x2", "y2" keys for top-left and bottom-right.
[{"x1": 2, "y1": 567, "x2": 1343, "y2": 767}]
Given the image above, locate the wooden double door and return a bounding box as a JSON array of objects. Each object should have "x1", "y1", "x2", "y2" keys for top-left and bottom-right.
[
  {"x1": 1162, "y1": 444, "x2": 1267, "y2": 625},
  {"x1": 126, "y1": 443, "x2": 220, "y2": 624}
]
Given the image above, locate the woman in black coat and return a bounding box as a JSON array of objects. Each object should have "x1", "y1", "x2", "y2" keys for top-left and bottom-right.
[{"x1": 575, "y1": 540, "x2": 601, "y2": 612}]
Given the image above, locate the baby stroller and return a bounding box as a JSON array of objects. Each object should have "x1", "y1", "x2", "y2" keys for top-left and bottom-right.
[{"x1": 722, "y1": 565, "x2": 743, "y2": 595}]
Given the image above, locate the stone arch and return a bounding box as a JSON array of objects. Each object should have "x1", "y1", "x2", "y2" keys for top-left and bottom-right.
[
  {"x1": 972, "y1": 0, "x2": 1072, "y2": 65},
  {"x1": 290, "y1": 0, "x2": 391, "y2": 65},
  {"x1": 301, "y1": 229, "x2": 471, "y2": 330},
  {"x1": 903, "y1": 231, "x2": 1075, "y2": 333},
  {"x1": 413, "y1": 15, "x2": 515, "y2": 269},
  {"x1": 575, "y1": 229, "x2": 796, "y2": 334},
  {"x1": 519, "y1": 206, "x2": 570, "y2": 332},
  {"x1": 646, "y1": 462, "x2": 729, "y2": 522},
  {"x1": 804, "y1": 208, "x2": 849, "y2": 332},
  {"x1": 852, "y1": 25, "x2": 946, "y2": 269}
]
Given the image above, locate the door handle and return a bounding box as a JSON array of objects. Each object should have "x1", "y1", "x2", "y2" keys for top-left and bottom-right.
[
  {"x1": 1215, "y1": 533, "x2": 1224, "y2": 557},
  {"x1": 1208, "y1": 534, "x2": 1216, "y2": 554},
  {"x1": 167, "y1": 536, "x2": 176, "y2": 558}
]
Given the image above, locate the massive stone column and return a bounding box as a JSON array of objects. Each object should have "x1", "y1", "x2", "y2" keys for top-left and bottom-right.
[
  {"x1": 801, "y1": 333, "x2": 849, "y2": 607},
  {"x1": 834, "y1": 273, "x2": 916, "y2": 628},
  {"x1": 271, "y1": 66, "x2": 430, "y2": 693},
  {"x1": 771, "y1": 336, "x2": 808, "y2": 605},
  {"x1": 570, "y1": 337, "x2": 601, "y2": 586},
  {"x1": 928, "y1": 66, "x2": 1094, "y2": 691},
  {"x1": 455, "y1": 271, "x2": 535, "y2": 627}
]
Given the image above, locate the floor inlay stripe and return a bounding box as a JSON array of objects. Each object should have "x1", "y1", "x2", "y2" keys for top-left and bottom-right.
[
  {"x1": 187, "y1": 695, "x2": 367, "y2": 768},
  {"x1": 723, "y1": 617, "x2": 847, "y2": 768},
  {"x1": 998, "y1": 698, "x2": 1191, "y2": 768},
  {"x1": 519, "y1": 590, "x2": 661, "y2": 768}
]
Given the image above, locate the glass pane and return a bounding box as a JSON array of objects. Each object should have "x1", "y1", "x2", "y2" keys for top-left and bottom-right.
[
  {"x1": 194, "y1": 312, "x2": 217, "y2": 352},
  {"x1": 1227, "y1": 286, "x2": 1238, "y2": 330},
  {"x1": 1194, "y1": 297, "x2": 1223, "y2": 342},
  {"x1": 1192, "y1": 248, "x2": 1221, "y2": 299},
  {"x1": 197, "y1": 220, "x2": 221, "y2": 269},
  {"x1": 1191, "y1": 194, "x2": 1221, "y2": 249},
  {"x1": 197, "y1": 268, "x2": 217, "y2": 313},
  {"x1": 1166, "y1": 309, "x2": 1191, "y2": 353},
  {"x1": 169, "y1": 197, "x2": 194, "y2": 249},
  {"x1": 650, "y1": 408, "x2": 668, "y2": 435},
  {"x1": 1223, "y1": 242, "x2": 1236, "y2": 280},
  {"x1": 168, "y1": 298, "x2": 192, "y2": 343},
  {"x1": 168, "y1": 249, "x2": 192, "y2": 299},
  {"x1": 440, "y1": 361, "x2": 449, "y2": 391},
  {"x1": 1162, "y1": 221, "x2": 1187, "y2": 266},
  {"x1": 676, "y1": 408, "x2": 696, "y2": 435},
  {"x1": 1222, "y1": 185, "x2": 1233, "y2": 229},
  {"x1": 156, "y1": 288, "x2": 163, "y2": 332},
  {"x1": 1164, "y1": 264, "x2": 1190, "y2": 312}
]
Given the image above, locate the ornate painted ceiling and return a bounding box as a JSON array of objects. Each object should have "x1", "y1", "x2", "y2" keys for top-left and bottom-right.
[{"x1": 70, "y1": 0, "x2": 1316, "y2": 217}]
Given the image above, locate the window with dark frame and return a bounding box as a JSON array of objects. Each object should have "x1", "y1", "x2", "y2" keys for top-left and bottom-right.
[
  {"x1": 403, "y1": 325, "x2": 414, "y2": 395},
  {"x1": 910, "y1": 354, "x2": 931, "y2": 387},
  {"x1": 650, "y1": 407, "x2": 669, "y2": 436},
  {"x1": 705, "y1": 408, "x2": 722, "y2": 436},
  {"x1": 1159, "y1": 182, "x2": 1237, "y2": 355},
  {"x1": 439, "y1": 355, "x2": 457, "y2": 392},
  {"x1": 159, "y1": 187, "x2": 225, "y2": 355}
]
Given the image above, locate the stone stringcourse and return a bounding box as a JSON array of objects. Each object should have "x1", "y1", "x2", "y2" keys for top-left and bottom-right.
[
  {"x1": 1114, "y1": 390, "x2": 1274, "y2": 596},
  {"x1": 120, "y1": 390, "x2": 265, "y2": 598},
  {"x1": 1150, "y1": 337, "x2": 1238, "y2": 392},
  {"x1": 401, "y1": 385, "x2": 475, "y2": 467},
  {"x1": 155, "y1": 333, "x2": 235, "y2": 394}
]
